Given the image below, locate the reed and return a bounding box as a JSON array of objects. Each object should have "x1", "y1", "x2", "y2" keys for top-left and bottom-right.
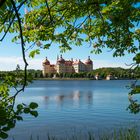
[{"x1": 11, "y1": 127, "x2": 140, "y2": 140}]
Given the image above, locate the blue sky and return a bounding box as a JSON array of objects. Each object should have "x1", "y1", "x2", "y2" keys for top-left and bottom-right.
[{"x1": 0, "y1": 31, "x2": 136, "y2": 71}]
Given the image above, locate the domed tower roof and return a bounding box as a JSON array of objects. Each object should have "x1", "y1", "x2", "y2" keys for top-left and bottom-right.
[
  {"x1": 57, "y1": 55, "x2": 65, "y2": 64},
  {"x1": 85, "y1": 56, "x2": 93, "y2": 65},
  {"x1": 43, "y1": 57, "x2": 50, "y2": 65}
]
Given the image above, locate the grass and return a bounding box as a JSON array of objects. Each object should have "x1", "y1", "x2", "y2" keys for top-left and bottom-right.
[
  {"x1": 11, "y1": 127, "x2": 140, "y2": 140},
  {"x1": 98, "y1": 127, "x2": 140, "y2": 140}
]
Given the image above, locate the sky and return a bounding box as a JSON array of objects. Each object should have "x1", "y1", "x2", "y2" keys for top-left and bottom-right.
[{"x1": 0, "y1": 32, "x2": 136, "y2": 71}]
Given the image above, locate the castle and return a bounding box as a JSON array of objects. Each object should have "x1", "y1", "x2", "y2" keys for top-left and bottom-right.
[{"x1": 42, "y1": 55, "x2": 93, "y2": 77}]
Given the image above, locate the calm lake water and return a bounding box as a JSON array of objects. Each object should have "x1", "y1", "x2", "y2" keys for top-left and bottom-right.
[{"x1": 8, "y1": 80, "x2": 140, "y2": 139}]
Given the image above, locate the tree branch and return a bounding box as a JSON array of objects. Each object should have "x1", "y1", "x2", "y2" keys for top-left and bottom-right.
[
  {"x1": 11, "y1": 0, "x2": 28, "y2": 94},
  {"x1": 0, "y1": 0, "x2": 28, "y2": 42},
  {"x1": 45, "y1": 0, "x2": 53, "y2": 24}
]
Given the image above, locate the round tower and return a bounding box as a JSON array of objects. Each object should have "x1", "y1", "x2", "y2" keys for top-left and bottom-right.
[
  {"x1": 42, "y1": 57, "x2": 50, "y2": 77},
  {"x1": 85, "y1": 56, "x2": 93, "y2": 72}
]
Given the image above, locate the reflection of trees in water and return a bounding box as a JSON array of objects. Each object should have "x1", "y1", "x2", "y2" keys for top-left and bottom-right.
[
  {"x1": 44, "y1": 91, "x2": 93, "y2": 107},
  {"x1": 85, "y1": 92, "x2": 93, "y2": 105}
]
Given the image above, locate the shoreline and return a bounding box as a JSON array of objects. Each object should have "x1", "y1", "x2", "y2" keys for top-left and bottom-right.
[
  {"x1": 34, "y1": 78, "x2": 137, "y2": 81},
  {"x1": 34, "y1": 78, "x2": 93, "y2": 80}
]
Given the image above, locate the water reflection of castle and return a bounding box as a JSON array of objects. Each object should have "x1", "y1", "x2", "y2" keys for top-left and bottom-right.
[
  {"x1": 44, "y1": 91, "x2": 93, "y2": 107},
  {"x1": 42, "y1": 55, "x2": 93, "y2": 77}
]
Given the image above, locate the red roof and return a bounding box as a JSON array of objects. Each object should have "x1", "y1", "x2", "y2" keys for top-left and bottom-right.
[
  {"x1": 43, "y1": 58, "x2": 50, "y2": 65},
  {"x1": 73, "y1": 60, "x2": 81, "y2": 65},
  {"x1": 57, "y1": 59, "x2": 65, "y2": 63},
  {"x1": 85, "y1": 56, "x2": 93, "y2": 65},
  {"x1": 65, "y1": 61, "x2": 72, "y2": 66},
  {"x1": 57, "y1": 55, "x2": 65, "y2": 64},
  {"x1": 85, "y1": 60, "x2": 92, "y2": 65}
]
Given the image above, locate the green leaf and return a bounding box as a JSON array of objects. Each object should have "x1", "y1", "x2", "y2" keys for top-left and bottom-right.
[
  {"x1": 24, "y1": 108, "x2": 30, "y2": 114},
  {"x1": 2, "y1": 127, "x2": 10, "y2": 132},
  {"x1": 17, "y1": 104, "x2": 23, "y2": 110},
  {"x1": 8, "y1": 121, "x2": 15, "y2": 129},
  {"x1": 16, "y1": 116, "x2": 23, "y2": 121},
  {"x1": 30, "y1": 111, "x2": 38, "y2": 117},
  {"x1": 29, "y1": 102, "x2": 38, "y2": 109},
  {"x1": 0, "y1": 131, "x2": 8, "y2": 139},
  {"x1": 133, "y1": 53, "x2": 140, "y2": 64},
  {"x1": 44, "y1": 44, "x2": 51, "y2": 49},
  {"x1": 29, "y1": 49, "x2": 40, "y2": 58}
]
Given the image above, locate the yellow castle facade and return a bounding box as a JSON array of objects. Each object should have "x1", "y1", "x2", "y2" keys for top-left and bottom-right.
[{"x1": 42, "y1": 55, "x2": 93, "y2": 77}]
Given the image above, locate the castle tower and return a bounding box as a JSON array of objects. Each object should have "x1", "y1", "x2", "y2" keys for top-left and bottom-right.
[
  {"x1": 85, "y1": 56, "x2": 93, "y2": 72},
  {"x1": 56, "y1": 54, "x2": 65, "y2": 73},
  {"x1": 42, "y1": 57, "x2": 50, "y2": 77}
]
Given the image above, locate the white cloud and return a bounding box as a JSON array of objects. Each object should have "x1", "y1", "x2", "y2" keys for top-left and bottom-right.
[
  {"x1": 0, "y1": 56, "x2": 23, "y2": 71},
  {"x1": 0, "y1": 56, "x2": 129, "y2": 71},
  {"x1": 0, "y1": 56, "x2": 56, "y2": 71}
]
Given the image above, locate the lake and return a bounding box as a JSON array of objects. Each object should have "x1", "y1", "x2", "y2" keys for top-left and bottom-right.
[{"x1": 8, "y1": 80, "x2": 140, "y2": 140}]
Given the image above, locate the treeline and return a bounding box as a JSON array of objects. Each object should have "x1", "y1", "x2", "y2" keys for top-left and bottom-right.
[
  {"x1": 45, "y1": 72, "x2": 94, "y2": 78},
  {"x1": 0, "y1": 67, "x2": 140, "y2": 80},
  {"x1": 0, "y1": 70, "x2": 43, "y2": 80},
  {"x1": 43, "y1": 67, "x2": 140, "y2": 79},
  {"x1": 92, "y1": 67, "x2": 140, "y2": 79}
]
